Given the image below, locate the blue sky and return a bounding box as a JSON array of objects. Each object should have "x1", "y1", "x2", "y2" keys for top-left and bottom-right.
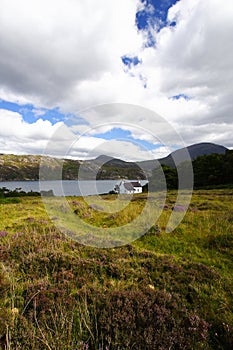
[
  {"x1": 136, "y1": 0, "x2": 179, "y2": 30},
  {"x1": 0, "y1": 0, "x2": 232, "y2": 160},
  {"x1": 0, "y1": 100, "x2": 87, "y2": 126},
  {"x1": 136, "y1": 0, "x2": 179, "y2": 46},
  {"x1": 0, "y1": 100, "x2": 64, "y2": 124},
  {"x1": 1, "y1": 0, "x2": 178, "y2": 125},
  {"x1": 94, "y1": 128, "x2": 158, "y2": 151},
  {"x1": 0, "y1": 100, "x2": 168, "y2": 154},
  {"x1": 122, "y1": 0, "x2": 179, "y2": 67},
  {"x1": 0, "y1": 0, "x2": 180, "y2": 159}
]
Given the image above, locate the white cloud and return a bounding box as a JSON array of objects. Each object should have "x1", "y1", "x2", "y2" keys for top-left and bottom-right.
[
  {"x1": 0, "y1": 108, "x2": 171, "y2": 161},
  {"x1": 174, "y1": 122, "x2": 233, "y2": 147},
  {"x1": 133, "y1": 0, "x2": 233, "y2": 125},
  {"x1": 0, "y1": 109, "x2": 67, "y2": 154},
  {"x1": 0, "y1": 109, "x2": 142, "y2": 160},
  {"x1": 0, "y1": 0, "x2": 142, "y2": 107},
  {"x1": 69, "y1": 138, "x2": 168, "y2": 162},
  {"x1": 0, "y1": 0, "x2": 233, "y2": 158}
]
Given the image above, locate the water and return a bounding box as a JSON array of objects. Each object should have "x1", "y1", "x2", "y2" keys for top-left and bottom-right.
[{"x1": 0, "y1": 180, "x2": 148, "y2": 196}]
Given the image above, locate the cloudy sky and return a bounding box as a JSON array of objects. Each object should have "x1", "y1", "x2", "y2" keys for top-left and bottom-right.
[{"x1": 0, "y1": 0, "x2": 233, "y2": 161}]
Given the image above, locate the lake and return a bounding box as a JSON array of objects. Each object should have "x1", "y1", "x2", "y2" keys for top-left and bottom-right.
[{"x1": 0, "y1": 180, "x2": 148, "y2": 196}]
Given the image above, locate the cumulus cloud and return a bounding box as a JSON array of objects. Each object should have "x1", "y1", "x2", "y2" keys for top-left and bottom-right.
[
  {"x1": 0, "y1": 0, "x2": 142, "y2": 108},
  {"x1": 0, "y1": 109, "x2": 67, "y2": 154},
  {"x1": 67, "y1": 138, "x2": 169, "y2": 162},
  {"x1": 0, "y1": 0, "x2": 233, "y2": 158},
  {"x1": 0, "y1": 108, "x2": 170, "y2": 161},
  {"x1": 132, "y1": 0, "x2": 233, "y2": 125}
]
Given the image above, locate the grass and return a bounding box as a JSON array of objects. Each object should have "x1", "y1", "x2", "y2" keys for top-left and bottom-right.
[{"x1": 0, "y1": 189, "x2": 233, "y2": 349}]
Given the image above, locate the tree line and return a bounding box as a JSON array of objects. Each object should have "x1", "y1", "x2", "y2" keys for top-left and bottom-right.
[{"x1": 148, "y1": 150, "x2": 233, "y2": 190}]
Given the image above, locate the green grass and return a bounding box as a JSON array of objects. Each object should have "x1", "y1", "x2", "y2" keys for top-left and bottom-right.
[{"x1": 0, "y1": 190, "x2": 233, "y2": 349}]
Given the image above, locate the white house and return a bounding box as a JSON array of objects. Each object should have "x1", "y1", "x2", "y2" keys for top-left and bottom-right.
[{"x1": 114, "y1": 180, "x2": 142, "y2": 194}]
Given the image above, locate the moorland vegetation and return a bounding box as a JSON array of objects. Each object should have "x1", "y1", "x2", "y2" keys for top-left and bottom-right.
[{"x1": 0, "y1": 189, "x2": 233, "y2": 349}]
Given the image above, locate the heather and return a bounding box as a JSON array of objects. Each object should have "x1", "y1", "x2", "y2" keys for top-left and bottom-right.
[{"x1": 0, "y1": 190, "x2": 233, "y2": 349}]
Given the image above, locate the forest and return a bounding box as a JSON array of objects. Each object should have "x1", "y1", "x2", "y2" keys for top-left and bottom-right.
[{"x1": 149, "y1": 150, "x2": 233, "y2": 190}]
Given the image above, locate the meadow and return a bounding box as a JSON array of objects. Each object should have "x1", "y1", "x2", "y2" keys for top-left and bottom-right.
[{"x1": 0, "y1": 189, "x2": 233, "y2": 349}]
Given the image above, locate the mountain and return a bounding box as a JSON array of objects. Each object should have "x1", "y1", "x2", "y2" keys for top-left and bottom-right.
[
  {"x1": 0, "y1": 143, "x2": 228, "y2": 181},
  {"x1": 159, "y1": 142, "x2": 228, "y2": 168},
  {"x1": 0, "y1": 154, "x2": 81, "y2": 181},
  {"x1": 95, "y1": 155, "x2": 135, "y2": 167},
  {"x1": 0, "y1": 153, "x2": 145, "y2": 181},
  {"x1": 94, "y1": 156, "x2": 146, "y2": 180},
  {"x1": 137, "y1": 142, "x2": 228, "y2": 175},
  {"x1": 182, "y1": 142, "x2": 227, "y2": 159}
]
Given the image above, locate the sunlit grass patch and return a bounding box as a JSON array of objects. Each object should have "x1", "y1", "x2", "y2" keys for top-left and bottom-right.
[{"x1": 0, "y1": 190, "x2": 233, "y2": 349}]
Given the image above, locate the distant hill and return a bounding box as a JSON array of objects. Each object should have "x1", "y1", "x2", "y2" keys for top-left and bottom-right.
[
  {"x1": 94, "y1": 156, "x2": 146, "y2": 180},
  {"x1": 159, "y1": 142, "x2": 227, "y2": 168},
  {"x1": 184, "y1": 142, "x2": 227, "y2": 158},
  {"x1": 148, "y1": 149, "x2": 233, "y2": 190},
  {"x1": 95, "y1": 155, "x2": 140, "y2": 169},
  {"x1": 0, "y1": 153, "x2": 145, "y2": 181},
  {"x1": 137, "y1": 143, "x2": 228, "y2": 175},
  {"x1": 0, "y1": 143, "x2": 228, "y2": 181}
]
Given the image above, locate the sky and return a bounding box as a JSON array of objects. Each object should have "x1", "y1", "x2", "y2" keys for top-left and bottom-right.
[{"x1": 0, "y1": 0, "x2": 233, "y2": 161}]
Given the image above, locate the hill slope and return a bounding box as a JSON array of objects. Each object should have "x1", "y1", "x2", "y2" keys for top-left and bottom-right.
[
  {"x1": 0, "y1": 143, "x2": 228, "y2": 181},
  {"x1": 138, "y1": 142, "x2": 228, "y2": 175},
  {"x1": 159, "y1": 142, "x2": 227, "y2": 168}
]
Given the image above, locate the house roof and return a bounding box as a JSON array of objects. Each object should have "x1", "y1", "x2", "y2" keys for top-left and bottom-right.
[
  {"x1": 131, "y1": 181, "x2": 142, "y2": 187},
  {"x1": 123, "y1": 182, "x2": 134, "y2": 191},
  {"x1": 116, "y1": 180, "x2": 142, "y2": 192}
]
